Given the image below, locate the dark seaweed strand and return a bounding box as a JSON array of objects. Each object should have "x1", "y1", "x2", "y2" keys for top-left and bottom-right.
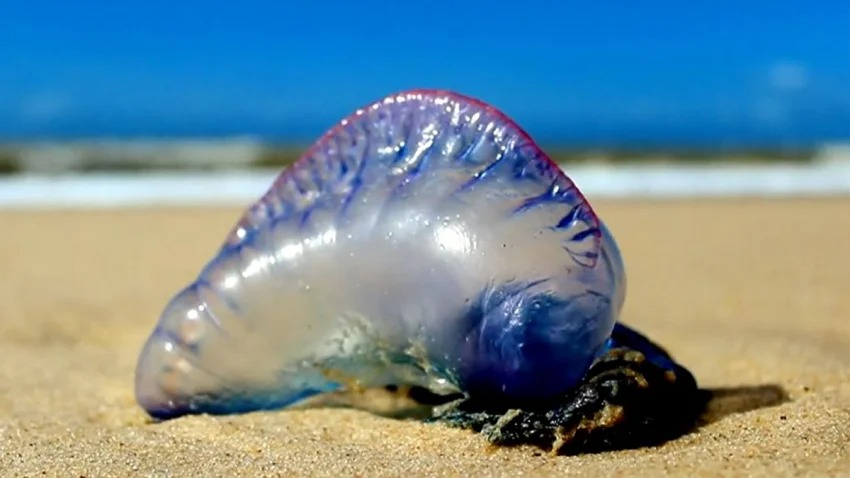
[{"x1": 218, "y1": 90, "x2": 601, "y2": 268}]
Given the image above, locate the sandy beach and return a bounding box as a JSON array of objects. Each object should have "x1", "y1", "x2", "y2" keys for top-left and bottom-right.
[{"x1": 1, "y1": 198, "x2": 849, "y2": 477}]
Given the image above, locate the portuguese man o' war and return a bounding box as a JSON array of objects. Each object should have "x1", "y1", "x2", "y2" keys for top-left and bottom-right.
[{"x1": 135, "y1": 90, "x2": 704, "y2": 453}]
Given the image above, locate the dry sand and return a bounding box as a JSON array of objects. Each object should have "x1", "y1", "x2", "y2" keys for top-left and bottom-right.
[{"x1": 1, "y1": 199, "x2": 849, "y2": 477}]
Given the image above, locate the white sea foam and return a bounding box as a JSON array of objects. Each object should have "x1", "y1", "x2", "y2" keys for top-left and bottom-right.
[{"x1": 1, "y1": 162, "x2": 849, "y2": 209}]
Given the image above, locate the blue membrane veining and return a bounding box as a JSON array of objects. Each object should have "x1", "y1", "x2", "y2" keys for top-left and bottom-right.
[{"x1": 134, "y1": 89, "x2": 628, "y2": 419}]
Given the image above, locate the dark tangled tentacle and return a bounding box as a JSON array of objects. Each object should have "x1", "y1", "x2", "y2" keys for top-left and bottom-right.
[{"x1": 427, "y1": 323, "x2": 708, "y2": 455}]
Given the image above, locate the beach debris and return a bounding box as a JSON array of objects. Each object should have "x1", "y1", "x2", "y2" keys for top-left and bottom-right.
[{"x1": 134, "y1": 89, "x2": 705, "y2": 454}]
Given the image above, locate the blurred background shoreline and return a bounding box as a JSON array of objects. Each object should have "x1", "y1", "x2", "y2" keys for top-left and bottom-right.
[
  {"x1": 3, "y1": 137, "x2": 849, "y2": 208},
  {"x1": 2, "y1": 137, "x2": 849, "y2": 176}
]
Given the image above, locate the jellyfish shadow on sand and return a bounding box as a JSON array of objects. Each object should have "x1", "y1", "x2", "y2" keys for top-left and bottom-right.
[{"x1": 697, "y1": 383, "x2": 790, "y2": 427}]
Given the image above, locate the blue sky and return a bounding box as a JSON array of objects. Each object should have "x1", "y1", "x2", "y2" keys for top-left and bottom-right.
[{"x1": 1, "y1": 1, "x2": 849, "y2": 147}]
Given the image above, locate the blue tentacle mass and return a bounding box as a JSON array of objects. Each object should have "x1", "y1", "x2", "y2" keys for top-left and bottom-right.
[{"x1": 135, "y1": 90, "x2": 626, "y2": 419}]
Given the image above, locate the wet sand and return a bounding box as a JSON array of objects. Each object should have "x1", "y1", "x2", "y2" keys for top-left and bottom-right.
[{"x1": 1, "y1": 199, "x2": 849, "y2": 476}]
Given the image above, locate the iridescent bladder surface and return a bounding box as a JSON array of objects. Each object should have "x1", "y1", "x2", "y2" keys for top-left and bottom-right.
[{"x1": 135, "y1": 90, "x2": 627, "y2": 419}]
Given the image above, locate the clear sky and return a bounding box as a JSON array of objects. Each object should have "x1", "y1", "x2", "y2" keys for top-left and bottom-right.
[{"x1": 1, "y1": 1, "x2": 848, "y2": 147}]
